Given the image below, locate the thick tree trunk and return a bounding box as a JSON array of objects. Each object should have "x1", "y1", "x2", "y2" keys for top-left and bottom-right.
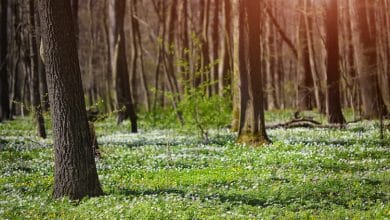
[
  {"x1": 28, "y1": 0, "x2": 46, "y2": 138},
  {"x1": 108, "y1": 0, "x2": 137, "y2": 132},
  {"x1": 325, "y1": 0, "x2": 345, "y2": 124},
  {"x1": 237, "y1": 0, "x2": 269, "y2": 146},
  {"x1": 0, "y1": 0, "x2": 10, "y2": 121},
  {"x1": 38, "y1": 0, "x2": 103, "y2": 200}
]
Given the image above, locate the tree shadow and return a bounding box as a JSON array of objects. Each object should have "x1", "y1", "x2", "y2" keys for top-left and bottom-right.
[
  {"x1": 112, "y1": 185, "x2": 389, "y2": 210},
  {"x1": 114, "y1": 187, "x2": 271, "y2": 208}
]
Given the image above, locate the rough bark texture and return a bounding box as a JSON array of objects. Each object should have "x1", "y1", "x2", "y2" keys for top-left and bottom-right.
[
  {"x1": 0, "y1": 0, "x2": 10, "y2": 121},
  {"x1": 108, "y1": 0, "x2": 137, "y2": 132},
  {"x1": 38, "y1": 0, "x2": 103, "y2": 200},
  {"x1": 237, "y1": 0, "x2": 270, "y2": 146},
  {"x1": 325, "y1": 0, "x2": 345, "y2": 124},
  {"x1": 356, "y1": 0, "x2": 388, "y2": 118}
]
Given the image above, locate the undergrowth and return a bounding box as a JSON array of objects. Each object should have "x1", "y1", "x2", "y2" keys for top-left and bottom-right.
[{"x1": 0, "y1": 111, "x2": 389, "y2": 219}]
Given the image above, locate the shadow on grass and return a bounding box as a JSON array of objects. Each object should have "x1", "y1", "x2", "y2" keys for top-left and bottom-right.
[
  {"x1": 111, "y1": 185, "x2": 389, "y2": 210},
  {"x1": 99, "y1": 134, "x2": 236, "y2": 148},
  {"x1": 115, "y1": 187, "x2": 268, "y2": 207}
]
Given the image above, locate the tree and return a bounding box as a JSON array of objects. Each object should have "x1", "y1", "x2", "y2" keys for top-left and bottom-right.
[
  {"x1": 297, "y1": 0, "x2": 315, "y2": 110},
  {"x1": 218, "y1": 0, "x2": 233, "y2": 97},
  {"x1": 355, "y1": 0, "x2": 388, "y2": 118},
  {"x1": 0, "y1": 0, "x2": 10, "y2": 121},
  {"x1": 130, "y1": 0, "x2": 150, "y2": 111},
  {"x1": 325, "y1": 0, "x2": 345, "y2": 124},
  {"x1": 211, "y1": 0, "x2": 220, "y2": 95},
  {"x1": 38, "y1": 0, "x2": 103, "y2": 199},
  {"x1": 237, "y1": 0, "x2": 269, "y2": 145},
  {"x1": 28, "y1": 0, "x2": 46, "y2": 138},
  {"x1": 107, "y1": 0, "x2": 137, "y2": 132}
]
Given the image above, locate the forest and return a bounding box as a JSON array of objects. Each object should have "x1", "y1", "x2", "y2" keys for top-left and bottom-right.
[{"x1": 0, "y1": 0, "x2": 389, "y2": 218}]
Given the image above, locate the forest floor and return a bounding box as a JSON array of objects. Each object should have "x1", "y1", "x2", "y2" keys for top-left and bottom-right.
[{"x1": 0, "y1": 111, "x2": 389, "y2": 219}]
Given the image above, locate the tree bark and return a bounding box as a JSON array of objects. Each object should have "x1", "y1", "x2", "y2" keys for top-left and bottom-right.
[
  {"x1": 163, "y1": 0, "x2": 184, "y2": 124},
  {"x1": 102, "y1": 0, "x2": 114, "y2": 112},
  {"x1": 35, "y1": 12, "x2": 49, "y2": 112},
  {"x1": 28, "y1": 0, "x2": 46, "y2": 138},
  {"x1": 131, "y1": 0, "x2": 150, "y2": 111},
  {"x1": 325, "y1": 0, "x2": 345, "y2": 124},
  {"x1": 38, "y1": 0, "x2": 103, "y2": 200},
  {"x1": 108, "y1": 0, "x2": 137, "y2": 132},
  {"x1": 356, "y1": 0, "x2": 388, "y2": 118},
  {"x1": 230, "y1": 0, "x2": 240, "y2": 131},
  {"x1": 218, "y1": 0, "x2": 232, "y2": 97},
  {"x1": 297, "y1": 0, "x2": 315, "y2": 110},
  {"x1": 211, "y1": 0, "x2": 220, "y2": 95},
  {"x1": 0, "y1": 0, "x2": 10, "y2": 121},
  {"x1": 237, "y1": 0, "x2": 270, "y2": 146}
]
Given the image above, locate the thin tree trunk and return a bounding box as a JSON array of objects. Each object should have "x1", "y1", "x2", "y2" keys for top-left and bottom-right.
[
  {"x1": 28, "y1": 0, "x2": 46, "y2": 138},
  {"x1": 132, "y1": 0, "x2": 150, "y2": 111},
  {"x1": 108, "y1": 0, "x2": 137, "y2": 132},
  {"x1": 102, "y1": 0, "x2": 114, "y2": 112},
  {"x1": 163, "y1": 0, "x2": 184, "y2": 124},
  {"x1": 230, "y1": 0, "x2": 240, "y2": 131},
  {"x1": 35, "y1": 12, "x2": 49, "y2": 112},
  {"x1": 0, "y1": 0, "x2": 10, "y2": 121},
  {"x1": 356, "y1": 0, "x2": 388, "y2": 118},
  {"x1": 218, "y1": 0, "x2": 232, "y2": 97},
  {"x1": 87, "y1": 0, "x2": 95, "y2": 107},
  {"x1": 211, "y1": 0, "x2": 220, "y2": 95},
  {"x1": 198, "y1": 0, "x2": 210, "y2": 89},
  {"x1": 297, "y1": 0, "x2": 315, "y2": 110}
]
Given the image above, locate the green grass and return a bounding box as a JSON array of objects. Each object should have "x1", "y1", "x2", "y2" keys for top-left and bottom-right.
[{"x1": 0, "y1": 112, "x2": 389, "y2": 219}]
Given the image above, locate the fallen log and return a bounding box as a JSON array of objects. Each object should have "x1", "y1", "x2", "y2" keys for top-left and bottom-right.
[{"x1": 266, "y1": 118, "x2": 345, "y2": 129}]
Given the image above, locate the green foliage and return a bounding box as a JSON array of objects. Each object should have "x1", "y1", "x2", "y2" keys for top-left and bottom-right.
[
  {"x1": 138, "y1": 106, "x2": 179, "y2": 130},
  {"x1": 1, "y1": 115, "x2": 389, "y2": 219},
  {"x1": 178, "y1": 85, "x2": 231, "y2": 142},
  {"x1": 146, "y1": 35, "x2": 232, "y2": 141}
]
